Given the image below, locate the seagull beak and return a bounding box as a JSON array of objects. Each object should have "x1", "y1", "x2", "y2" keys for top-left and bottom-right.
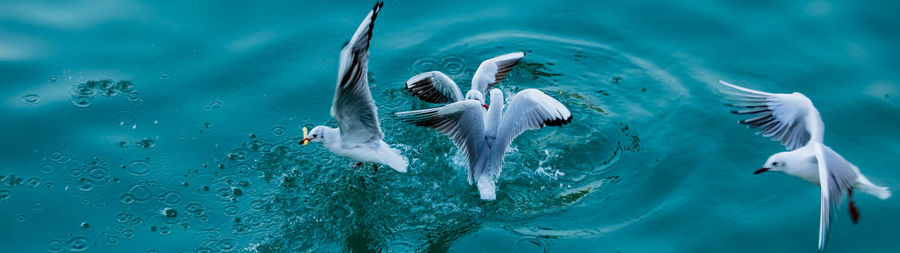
[
  {"x1": 482, "y1": 104, "x2": 489, "y2": 109},
  {"x1": 754, "y1": 168, "x2": 771, "y2": 174}
]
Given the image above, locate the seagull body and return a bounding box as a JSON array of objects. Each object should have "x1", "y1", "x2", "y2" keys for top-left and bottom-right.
[
  {"x1": 302, "y1": 2, "x2": 407, "y2": 173},
  {"x1": 397, "y1": 88, "x2": 572, "y2": 200},
  {"x1": 405, "y1": 52, "x2": 526, "y2": 105},
  {"x1": 720, "y1": 80, "x2": 889, "y2": 251}
]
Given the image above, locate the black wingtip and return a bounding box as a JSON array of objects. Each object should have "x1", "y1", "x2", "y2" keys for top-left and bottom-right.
[{"x1": 545, "y1": 115, "x2": 573, "y2": 127}]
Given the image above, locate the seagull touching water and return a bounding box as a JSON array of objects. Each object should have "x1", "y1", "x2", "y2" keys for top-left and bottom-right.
[
  {"x1": 719, "y1": 80, "x2": 890, "y2": 252},
  {"x1": 396, "y1": 88, "x2": 571, "y2": 200},
  {"x1": 300, "y1": 2, "x2": 407, "y2": 174}
]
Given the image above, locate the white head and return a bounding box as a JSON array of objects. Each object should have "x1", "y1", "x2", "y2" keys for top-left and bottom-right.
[
  {"x1": 465, "y1": 90, "x2": 488, "y2": 109},
  {"x1": 301, "y1": 126, "x2": 330, "y2": 144},
  {"x1": 756, "y1": 150, "x2": 813, "y2": 175}
]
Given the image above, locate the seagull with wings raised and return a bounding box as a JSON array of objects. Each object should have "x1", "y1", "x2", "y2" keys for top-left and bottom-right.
[
  {"x1": 405, "y1": 52, "x2": 525, "y2": 107},
  {"x1": 719, "y1": 80, "x2": 890, "y2": 252},
  {"x1": 396, "y1": 88, "x2": 571, "y2": 200},
  {"x1": 300, "y1": 2, "x2": 407, "y2": 174}
]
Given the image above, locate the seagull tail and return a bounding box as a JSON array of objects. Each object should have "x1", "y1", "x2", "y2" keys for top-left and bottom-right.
[
  {"x1": 477, "y1": 175, "x2": 497, "y2": 201},
  {"x1": 855, "y1": 176, "x2": 891, "y2": 200}
]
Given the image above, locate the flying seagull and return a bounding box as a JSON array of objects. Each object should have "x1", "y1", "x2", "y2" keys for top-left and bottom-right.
[
  {"x1": 301, "y1": 2, "x2": 407, "y2": 174},
  {"x1": 719, "y1": 80, "x2": 890, "y2": 252}
]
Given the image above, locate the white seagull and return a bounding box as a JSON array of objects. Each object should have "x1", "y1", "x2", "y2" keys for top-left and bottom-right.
[
  {"x1": 396, "y1": 88, "x2": 572, "y2": 200},
  {"x1": 301, "y1": 2, "x2": 407, "y2": 174},
  {"x1": 405, "y1": 52, "x2": 525, "y2": 106},
  {"x1": 719, "y1": 80, "x2": 890, "y2": 252}
]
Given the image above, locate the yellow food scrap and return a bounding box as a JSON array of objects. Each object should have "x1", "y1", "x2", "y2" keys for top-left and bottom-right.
[{"x1": 302, "y1": 127, "x2": 309, "y2": 145}]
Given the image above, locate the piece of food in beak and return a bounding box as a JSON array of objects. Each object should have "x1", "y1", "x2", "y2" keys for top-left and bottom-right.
[{"x1": 302, "y1": 127, "x2": 309, "y2": 145}]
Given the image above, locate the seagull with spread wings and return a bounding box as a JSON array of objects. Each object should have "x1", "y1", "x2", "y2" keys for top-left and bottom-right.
[
  {"x1": 719, "y1": 80, "x2": 890, "y2": 252},
  {"x1": 405, "y1": 52, "x2": 525, "y2": 107},
  {"x1": 396, "y1": 88, "x2": 571, "y2": 200},
  {"x1": 301, "y1": 2, "x2": 407, "y2": 174}
]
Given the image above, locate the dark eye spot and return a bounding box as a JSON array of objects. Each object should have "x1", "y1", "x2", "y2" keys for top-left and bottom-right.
[{"x1": 772, "y1": 162, "x2": 778, "y2": 166}]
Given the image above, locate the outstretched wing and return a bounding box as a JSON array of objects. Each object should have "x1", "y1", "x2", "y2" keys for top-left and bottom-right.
[
  {"x1": 719, "y1": 80, "x2": 824, "y2": 150},
  {"x1": 395, "y1": 100, "x2": 486, "y2": 182},
  {"x1": 406, "y1": 71, "x2": 464, "y2": 103},
  {"x1": 814, "y1": 144, "x2": 857, "y2": 252},
  {"x1": 331, "y1": 2, "x2": 384, "y2": 145},
  {"x1": 494, "y1": 89, "x2": 572, "y2": 159},
  {"x1": 471, "y1": 52, "x2": 525, "y2": 95}
]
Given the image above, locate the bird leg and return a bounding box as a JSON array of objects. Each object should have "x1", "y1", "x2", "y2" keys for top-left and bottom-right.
[
  {"x1": 848, "y1": 188, "x2": 860, "y2": 224},
  {"x1": 372, "y1": 164, "x2": 379, "y2": 175},
  {"x1": 352, "y1": 162, "x2": 363, "y2": 168}
]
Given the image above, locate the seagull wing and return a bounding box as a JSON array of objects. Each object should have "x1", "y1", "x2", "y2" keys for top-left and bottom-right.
[
  {"x1": 406, "y1": 71, "x2": 464, "y2": 103},
  {"x1": 814, "y1": 144, "x2": 857, "y2": 252},
  {"x1": 471, "y1": 52, "x2": 525, "y2": 95},
  {"x1": 395, "y1": 100, "x2": 486, "y2": 182},
  {"x1": 719, "y1": 80, "x2": 824, "y2": 150},
  {"x1": 331, "y1": 2, "x2": 384, "y2": 145},
  {"x1": 493, "y1": 89, "x2": 572, "y2": 164}
]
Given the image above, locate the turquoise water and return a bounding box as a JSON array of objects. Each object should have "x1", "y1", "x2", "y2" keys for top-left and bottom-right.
[{"x1": 2, "y1": 0, "x2": 899, "y2": 252}]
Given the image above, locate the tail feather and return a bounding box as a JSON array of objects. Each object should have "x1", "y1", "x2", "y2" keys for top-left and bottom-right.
[
  {"x1": 477, "y1": 176, "x2": 497, "y2": 200},
  {"x1": 855, "y1": 176, "x2": 891, "y2": 199}
]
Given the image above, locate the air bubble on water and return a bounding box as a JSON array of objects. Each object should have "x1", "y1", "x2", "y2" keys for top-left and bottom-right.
[
  {"x1": 116, "y1": 212, "x2": 132, "y2": 223},
  {"x1": 440, "y1": 56, "x2": 466, "y2": 75},
  {"x1": 158, "y1": 72, "x2": 170, "y2": 80},
  {"x1": 70, "y1": 97, "x2": 93, "y2": 108},
  {"x1": 125, "y1": 160, "x2": 151, "y2": 176},
  {"x1": 158, "y1": 191, "x2": 181, "y2": 205},
  {"x1": 129, "y1": 217, "x2": 143, "y2": 227},
  {"x1": 81, "y1": 222, "x2": 90, "y2": 228},
  {"x1": 135, "y1": 138, "x2": 156, "y2": 149},
  {"x1": 47, "y1": 240, "x2": 64, "y2": 252},
  {"x1": 114, "y1": 110, "x2": 137, "y2": 128},
  {"x1": 81, "y1": 198, "x2": 90, "y2": 205},
  {"x1": 31, "y1": 202, "x2": 43, "y2": 210},
  {"x1": 164, "y1": 208, "x2": 178, "y2": 218},
  {"x1": 106, "y1": 236, "x2": 119, "y2": 245},
  {"x1": 0, "y1": 189, "x2": 10, "y2": 200},
  {"x1": 119, "y1": 193, "x2": 135, "y2": 204},
  {"x1": 25, "y1": 177, "x2": 40, "y2": 187},
  {"x1": 41, "y1": 164, "x2": 54, "y2": 173},
  {"x1": 67, "y1": 236, "x2": 90, "y2": 252},
  {"x1": 48, "y1": 76, "x2": 58, "y2": 82},
  {"x1": 158, "y1": 226, "x2": 171, "y2": 236},
  {"x1": 15, "y1": 214, "x2": 25, "y2": 222},
  {"x1": 122, "y1": 229, "x2": 134, "y2": 238},
  {"x1": 21, "y1": 94, "x2": 40, "y2": 104},
  {"x1": 116, "y1": 80, "x2": 136, "y2": 93},
  {"x1": 272, "y1": 126, "x2": 285, "y2": 136}
]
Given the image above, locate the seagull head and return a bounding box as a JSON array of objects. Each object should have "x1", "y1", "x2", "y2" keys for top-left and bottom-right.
[
  {"x1": 465, "y1": 90, "x2": 488, "y2": 109},
  {"x1": 756, "y1": 152, "x2": 790, "y2": 174},
  {"x1": 300, "y1": 126, "x2": 327, "y2": 144}
]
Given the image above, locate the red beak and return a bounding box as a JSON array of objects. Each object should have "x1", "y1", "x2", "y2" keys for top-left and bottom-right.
[
  {"x1": 299, "y1": 138, "x2": 312, "y2": 145},
  {"x1": 754, "y1": 168, "x2": 770, "y2": 174},
  {"x1": 482, "y1": 104, "x2": 489, "y2": 109}
]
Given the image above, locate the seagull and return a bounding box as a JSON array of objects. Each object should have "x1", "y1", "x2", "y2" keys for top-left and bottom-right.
[
  {"x1": 405, "y1": 52, "x2": 525, "y2": 107},
  {"x1": 396, "y1": 88, "x2": 572, "y2": 200},
  {"x1": 719, "y1": 80, "x2": 890, "y2": 252},
  {"x1": 300, "y1": 2, "x2": 407, "y2": 174}
]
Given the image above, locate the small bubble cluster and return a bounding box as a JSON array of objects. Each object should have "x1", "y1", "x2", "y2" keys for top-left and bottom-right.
[{"x1": 69, "y1": 79, "x2": 142, "y2": 108}]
